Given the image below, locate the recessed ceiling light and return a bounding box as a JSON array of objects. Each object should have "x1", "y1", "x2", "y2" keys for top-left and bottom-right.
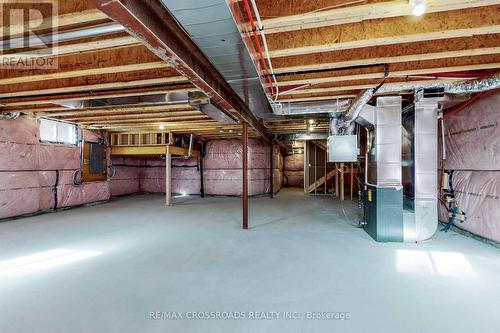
[{"x1": 410, "y1": 0, "x2": 426, "y2": 16}]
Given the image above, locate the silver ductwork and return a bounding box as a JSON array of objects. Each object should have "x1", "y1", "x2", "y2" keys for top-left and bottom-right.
[
  {"x1": 160, "y1": 0, "x2": 271, "y2": 117},
  {"x1": 188, "y1": 91, "x2": 236, "y2": 124},
  {"x1": 367, "y1": 96, "x2": 403, "y2": 187},
  {"x1": 2, "y1": 23, "x2": 125, "y2": 50},
  {"x1": 273, "y1": 99, "x2": 350, "y2": 116},
  {"x1": 338, "y1": 72, "x2": 500, "y2": 130},
  {"x1": 278, "y1": 133, "x2": 329, "y2": 141},
  {"x1": 402, "y1": 99, "x2": 439, "y2": 242},
  {"x1": 329, "y1": 117, "x2": 339, "y2": 135}
]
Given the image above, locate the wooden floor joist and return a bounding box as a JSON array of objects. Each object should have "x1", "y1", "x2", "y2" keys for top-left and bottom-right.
[
  {"x1": 276, "y1": 62, "x2": 500, "y2": 87},
  {"x1": 260, "y1": 0, "x2": 499, "y2": 34},
  {"x1": 0, "y1": 36, "x2": 139, "y2": 63},
  {"x1": 274, "y1": 47, "x2": 500, "y2": 75},
  {"x1": 0, "y1": 62, "x2": 169, "y2": 85},
  {"x1": 2, "y1": 9, "x2": 109, "y2": 38},
  {"x1": 0, "y1": 84, "x2": 198, "y2": 108},
  {"x1": 40, "y1": 104, "x2": 194, "y2": 117},
  {"x1": 0, "y1": 76, "x2": 189, "y2": 98},
  {"x1": 61, "y1": 111, "x2": 202, "y2": 121},
  {"x1": 267, "y1": 6, "x2": 500, "y2": 58},
  {"x1": 78, "y1": 115, "x2": 212, "y2": 125}
]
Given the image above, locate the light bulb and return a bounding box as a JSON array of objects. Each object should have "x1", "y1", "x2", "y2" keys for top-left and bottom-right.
[{"x1": 413, "y1": 3, "x2": 426, "y2": 16}]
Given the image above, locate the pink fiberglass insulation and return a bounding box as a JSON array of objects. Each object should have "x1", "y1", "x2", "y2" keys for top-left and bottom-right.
[
  {"x1": 203, "y1": 139, "x2": 282, "y2": 196},
  {"x1": 139, "y1": 157, "x2": 201, "y2": 195},
  {"x1": 0, "y1": 171, "x2": 56, "y2": 219},
  {"x1": 0, "y1": 117, "x2": 115, "y2": 219},
  {"x1": 139, "y1": 140, "x2": 283, "y2": 196},
  {"x1": 284, "y1": 154, "x2": 304, "y2": 188},
  {"x1": 57, "y1": 170, "x2": 110, "y2": 208},
  {"x1": 440, "y1": 90, "x2": 500, "y2": 242},
  {"x1": 109, "y1": 157, "x2": 140, "y2": 197}
]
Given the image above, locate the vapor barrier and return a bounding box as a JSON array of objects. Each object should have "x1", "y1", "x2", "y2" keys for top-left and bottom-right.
[{"x1": 440, "y1": 90, "x2": 500, "y2": 242}]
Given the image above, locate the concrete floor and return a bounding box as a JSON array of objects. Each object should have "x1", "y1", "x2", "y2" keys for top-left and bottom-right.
[{"x1": 0, "y1": 188, "x2": 499, "y2": 333}]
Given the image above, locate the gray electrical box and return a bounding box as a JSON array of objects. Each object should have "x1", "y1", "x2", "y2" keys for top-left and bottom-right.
[{"x1": 327, "y1": 135, "x2": 357, "y2": 162}]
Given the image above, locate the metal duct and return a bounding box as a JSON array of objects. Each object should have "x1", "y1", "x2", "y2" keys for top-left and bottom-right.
[
  {"x1": 188, "y1": 91, "x2": 237, "y2": 124},
  {"x1": 347, "y1": 123, "x2": 356, "y2": 135},
  {"x1": 367, "y1": 96, "x2": 403, "y2": 187},
  {"x1": 338, "y1": 72, "x2": 500, "y2": 129},
  {"x1": 329, "y1": 117, "x2": 339, "y2": 135},
  {"x1": 272, "y1": 99, "x2": 350, "y2": 116},
  {"x1": 402, "y1": 100, "x2": 439, "y2": 242},
  {"x1": 337, "y1": 90, "x2": 374, "y2": 128},
  {"x1": 2, "y1": 23, "x2": 125, "y2": 50},
  {"x1": 160, "y1": 0, "x2": 271, "y2": 117},
  {"x1": 277, "y1": 133, "x2": 329, "y2": 141}
]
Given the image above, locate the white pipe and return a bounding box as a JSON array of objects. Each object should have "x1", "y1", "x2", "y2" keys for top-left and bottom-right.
[
  {"x1": 2, "y1": 23, "x2": 125, "y2": 50},
  {"x1": 249, "y1": 0, "x2": 280, "y2": 103}
]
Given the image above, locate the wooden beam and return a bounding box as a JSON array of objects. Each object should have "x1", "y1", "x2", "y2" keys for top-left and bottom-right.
[
  {"x1": 2, "y1": 9, "x2": 108, "y2": 38},
  {"x1": 0, "y1": 84, "x2": 197, "y2": 107},
  {"x1": 279, "y1": 79, "x2": 462, "y2": 96},
  {"x1": 308, "y1": 170, "x2": 335, "y2": 193},
  {"x1": 61, "y1": 111, "x2": 202, "y2": 121},
  {"x1": 277, "y1": 95, "x2": 356, "y2": 103},
  {"x1": 38, "y1": 104, "x2": 194, "y2": 117},
  {"x1": 276, "y1": 62, "x2": 500, "y2": 87},
  {"x1": 77, "y1": 115, "x2": 211, "y2": 125},
  {"x1": 275, "y1": 48, "x2": 500, "y2": 75},
  {"x1": 272, "y1": 34, "x2": 500, "y2": 72},
  {"x1": 90, "y1": 0, "x2": 270, "y2": 141},
  {"x1": 0, "y1": 62, "x2": 169, "y2": 86},
  {"x1": 261, "y1": 0, "x2": 499, "y2": 34},
  {"x1": 0, "y1": 76, "x2": 189, "y2": 98},
  {"x1": 267, "y1": 6, "x2": 500, "y2": 58},
  {"x1": 111, "y1": 145, "x2": 199, "y2": 157},
  {"x1": 0, "y1": 36, "x2": 138, "y2": 63}
]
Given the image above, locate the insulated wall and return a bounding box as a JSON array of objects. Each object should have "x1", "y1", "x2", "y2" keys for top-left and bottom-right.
[
  {"x1": 439, "y1": 90, "x2": 500, "y2": 243},
  {"x1": 109, "y1": 157, "x2": 141, "y2": 197},
  {"x1": 284, "y1": 153, "x2": 304, "y2": 188},
  {"x1": 203, "y1": 139, "x2": 282, "y2": 196},
  {"x1": 139, "y1": 157, "x2": 201, "y2": 195},
  {"x1": 0, "y1": 117, "x2": 111, "y2": 219}
]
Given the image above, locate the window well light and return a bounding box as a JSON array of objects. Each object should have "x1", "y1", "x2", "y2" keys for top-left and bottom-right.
[{"x1": 410, "y1": 0, "x2": 426, "y2": 16}]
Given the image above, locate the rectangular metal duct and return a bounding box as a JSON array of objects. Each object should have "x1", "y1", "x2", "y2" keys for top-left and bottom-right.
[
  {"x1": 160, "y1": 0, "x2": 271, "y2": 118},
  {"x1": 367, "y1": 96, "x2": 403, "y2": 187},
  {"x1": 403, "y1": 99, "x2": 439, "y2": 242}
]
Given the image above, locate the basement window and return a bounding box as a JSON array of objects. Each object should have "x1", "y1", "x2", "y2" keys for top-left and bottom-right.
[{"x1": 39, "y1": 118, "x2": 78, "y2": 145}]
